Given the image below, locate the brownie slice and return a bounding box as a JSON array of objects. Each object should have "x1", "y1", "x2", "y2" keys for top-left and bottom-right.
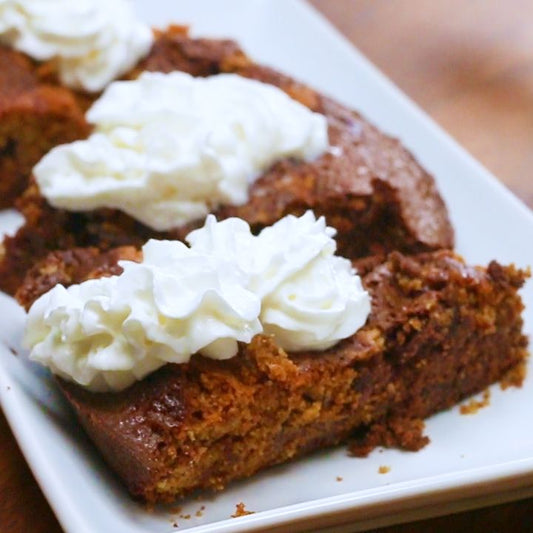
[{"x1": 19, "y1": 247, "x2": 528, "y2": 502}]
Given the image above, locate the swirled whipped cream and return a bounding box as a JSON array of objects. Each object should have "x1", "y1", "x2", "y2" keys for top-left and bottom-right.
[
  {"x1": 34, "y1": 71, "x2": 329, "y2": 230},
  {"x1": 25, "y1": 239, "x2": 262, "y2": 392},
  {"x1": 0, "y1": 0, "x2": 153, "y2": 91},
  {"x1": 188, "y1": 211, "x2": 371, "y2": 351},
  {"x1": 25, "y1": 212, "x2": 370, "y2": 392}
]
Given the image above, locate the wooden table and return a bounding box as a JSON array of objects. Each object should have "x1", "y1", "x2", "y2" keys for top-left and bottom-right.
[{"x1": 1, "y1": 1, "x2": 532, "y2": 531}]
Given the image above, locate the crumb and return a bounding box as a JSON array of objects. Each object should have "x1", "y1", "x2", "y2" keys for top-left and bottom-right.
[
  {"x1": 231, "y1": 502, "x2": 255, "y2": 518},
  {"x1": 378, "y1": 465, "x2": 391, "y2": 474},
  {"x1": 500, "y1": 360, "x2": 526, "y2": 389},
  {"x1": 460, "y1": 390, "x2": 490, "y2": 415},
  {"x1": 336, "y1": 476, "x2": 343, "y2": 482},
  {"x1": 172, "y1": 521, "x2": 178, "y2": 528},
  {"x1": 179, "y1": 514, "x2": 191, "y2": 520},
  {"x1": 9, "y1": 346, "x2": 17, "y2": 356},
  {"x1": 6, "y1": 386, "x2": 10, "y2": 391},
  {"x1": 195, "y1": 505, "x2": 206, "y2": 517}
]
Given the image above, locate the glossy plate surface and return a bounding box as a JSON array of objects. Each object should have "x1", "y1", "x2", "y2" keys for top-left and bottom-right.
[{"x1": 1, "y1": 1, "x2": 532, "y2": 532}]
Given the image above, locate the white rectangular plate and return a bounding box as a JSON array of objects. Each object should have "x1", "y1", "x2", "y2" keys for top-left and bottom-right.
[{"x1": 1, "y1": 1, "x2": 533, "y2": 532}]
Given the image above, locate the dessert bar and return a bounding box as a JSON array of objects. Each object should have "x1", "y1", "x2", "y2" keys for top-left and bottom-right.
[{"x1": 19, "y1": 246, "x2": 527, "y2": 502}]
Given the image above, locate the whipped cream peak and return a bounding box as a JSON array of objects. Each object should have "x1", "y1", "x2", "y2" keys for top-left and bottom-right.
[
  {"x1": 0, "y1": 0, "x2": 153, "y2": 91},
  {"x1": 25, "y1": 212, "x2": 371, "y2": 392},
  {"x1": 34, "y1": 71, "x2": 329, "y2": 230},
  {"x1": 250, "y1": 211, "x2": 338, "y2": 298},
  {"x1": 186, "y1": 215, "x2": 257, "y2": 273},
  {"x1": 189, "y1": 212, "x2": 337, "y2": 296}
]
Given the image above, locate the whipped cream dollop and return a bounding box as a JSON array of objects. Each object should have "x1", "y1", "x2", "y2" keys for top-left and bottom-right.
[
  {"x1": 188, "y1": 212, "x2": 371, "y2": 352},
  {"x1": 25, "y1": 239, "x2": 262, "y2": 392},
  {"x1": 34, "y1": 71, "x2": 329, "y2": 230},
  {"x1": 25, "y1": 212, "x2": 370, "y2": 392},
  {"x1": 0, "y1": 0, "x2": 153, "y2": 91}
]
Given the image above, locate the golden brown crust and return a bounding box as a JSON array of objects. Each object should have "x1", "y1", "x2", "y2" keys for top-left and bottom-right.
[{"x1": 21, "y1": 248, "x2": 528, "y2": 502}]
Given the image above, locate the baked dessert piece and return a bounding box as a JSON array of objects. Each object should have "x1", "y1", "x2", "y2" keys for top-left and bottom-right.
[
  {"x1": 0, "y1": 28, "x2": 453, "y2": 295},
  {"x1": 0, "y1": 46, "x2": 90, "y2": 209},
  {"x1": 18, "y1": 246, "x2": 528, "y2": 502}
]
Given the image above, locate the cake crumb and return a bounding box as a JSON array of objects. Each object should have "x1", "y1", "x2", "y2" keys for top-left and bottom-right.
[
  {"x1": 172, "y1": 521, "x2": 178, "y2": 528},
  {"x1": 500, "y1": 360, "x2": 526, "y2": 389},
  {"x1": 460, "y1": 390, "x2": 490, "y2": 415},
  {"x1": 195, "y1": 505, "x2": 206, "y2": 517},
  {"x1": 179, "y1": 514, "x2": 191, "y2": 520},
  {"x1": 378, "y1": 465, "x2": 391, "y2": 474},
  {"x1": 231, "y1": 502, "x2": 255, "y2": 518},
  {"x1": 336, "y1": 476, "x2": 343, "y2": 482}
]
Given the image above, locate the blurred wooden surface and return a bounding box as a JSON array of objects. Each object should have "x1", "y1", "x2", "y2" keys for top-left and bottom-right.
[{"x1": 1, "y1": 1, "x2": 532, "y2": 531}]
